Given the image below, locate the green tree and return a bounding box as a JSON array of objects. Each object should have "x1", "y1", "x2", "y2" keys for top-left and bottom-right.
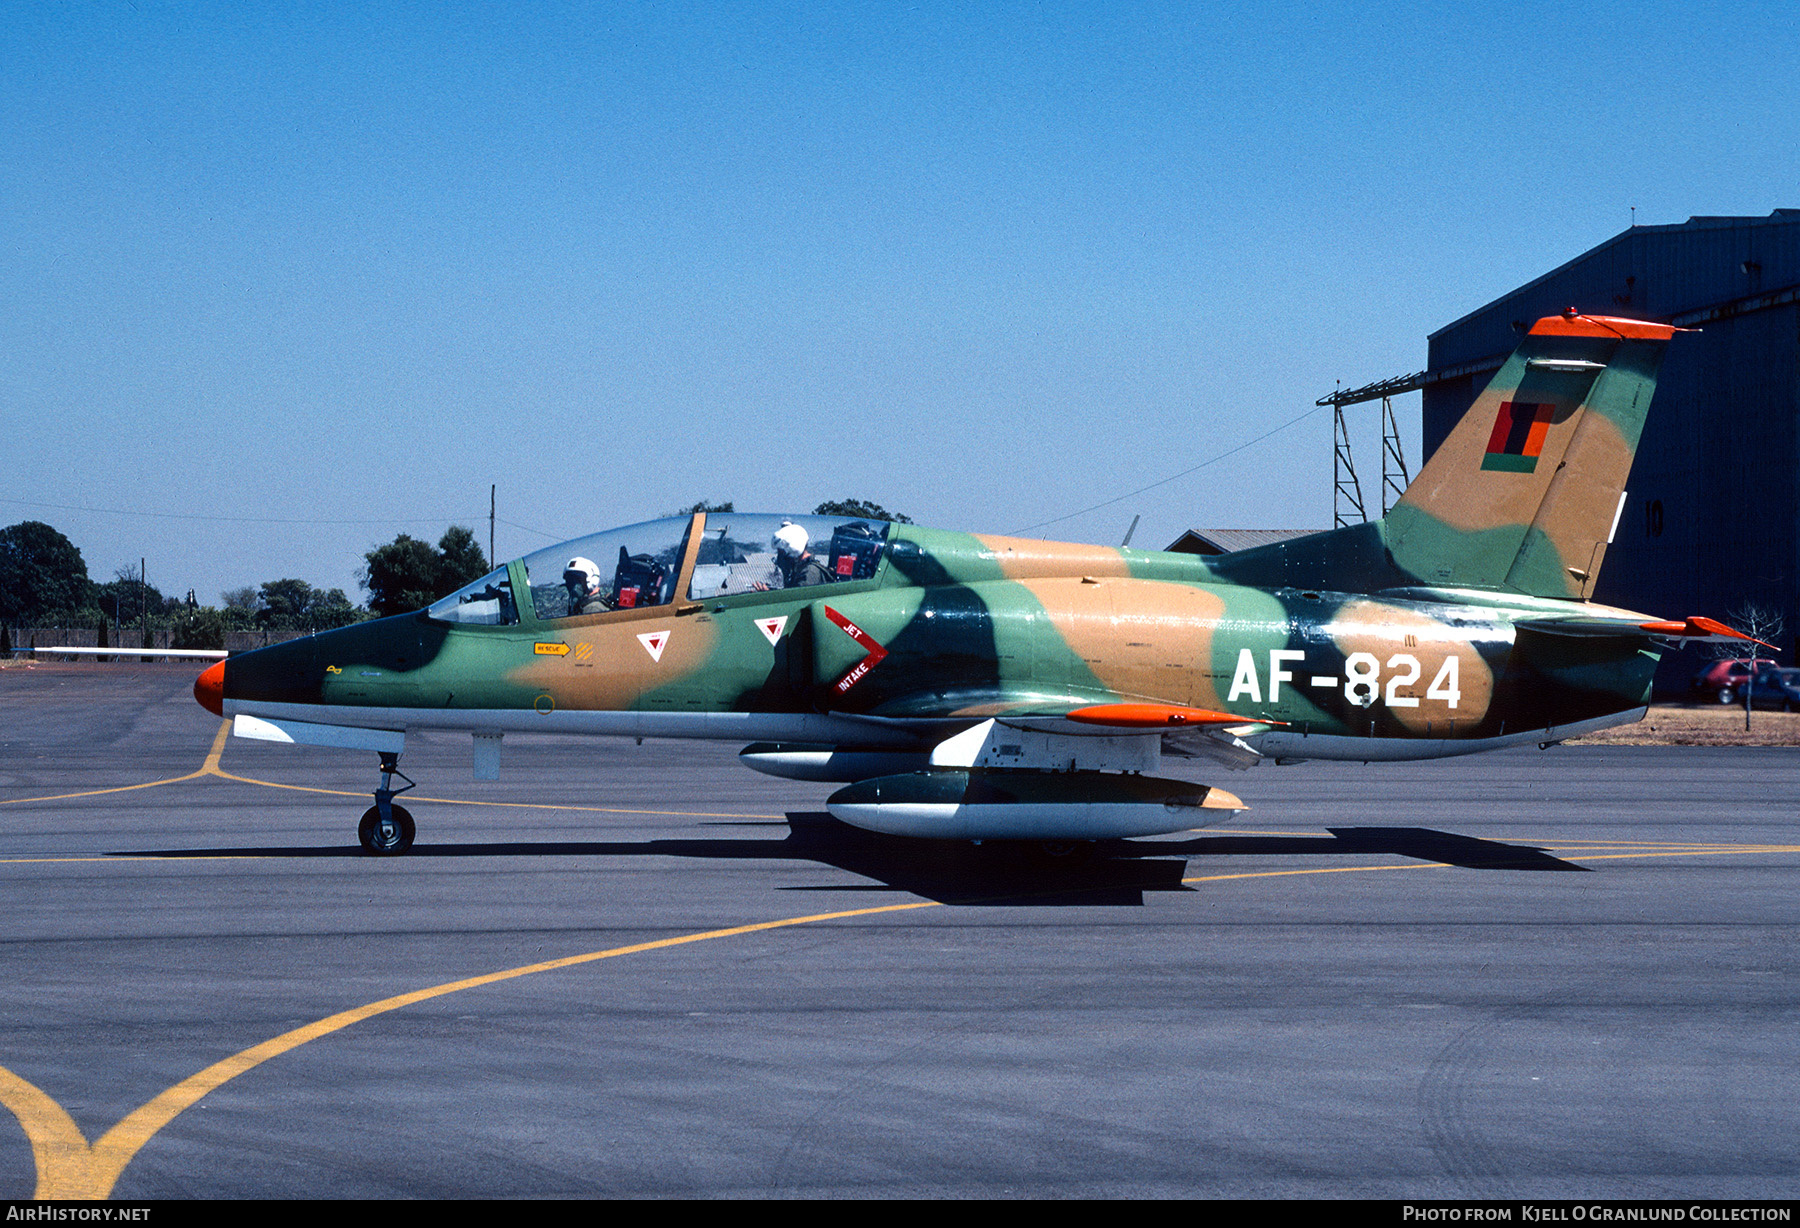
[
  {"x1": 813, "y1": 499, "x2": 912, "y2": 524},
  {"x1": 171, "y1": 607, "x2": 226, "y2": 650},
  {"x1": 666, "y1": 500, "x2": 735, "y2": 516},
  {"x1": 220, "y1": 586, "x2": 261, "y2": 632},
  {"x1": 362, "y1": 536, "x2": 439, "y2": 618},
  {"x1": 435, "y1": 526, "x2": 489, "y2": 591},
  {"x1": 309, "y1": 588, "x2": 360, "y2": 630},
  {"x1": 98, "y1": 571, "x2": 166, "y2": 629},
  {"x1": 362, "y1": 527, "x2": 489, "y2": 619},
  {"x1": 0, "y1": 522, "x2": 95, "y2": 625},
  {"x1": 256, "y1": 579, "x2": 318, "y2": 631}
]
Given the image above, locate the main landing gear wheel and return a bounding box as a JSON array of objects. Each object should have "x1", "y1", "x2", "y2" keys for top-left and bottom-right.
[{"x1": 359, "y1": 804, "x2": 415, "y2": 856}]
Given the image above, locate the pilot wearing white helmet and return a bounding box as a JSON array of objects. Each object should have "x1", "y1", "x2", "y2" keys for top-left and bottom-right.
[
  {"x1": 562, "y1": 556, "x2": 612, "y2": 614},
  {"x1": 770, "y1": 521, "x2": 832, "y2": 589}
]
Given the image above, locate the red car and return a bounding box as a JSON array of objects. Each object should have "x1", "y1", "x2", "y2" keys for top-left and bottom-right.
[{"x1": 1691, "y1": 658, "x2": 1780, "y2": 703}]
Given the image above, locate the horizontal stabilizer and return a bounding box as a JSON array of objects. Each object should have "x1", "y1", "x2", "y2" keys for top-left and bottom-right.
[
  {"x1": 1517, "y1": 613, "x2": 1776, "y2": 650},
  {"x1": 1636, "y1": 615, "x2": 1777, "y2": 650}
]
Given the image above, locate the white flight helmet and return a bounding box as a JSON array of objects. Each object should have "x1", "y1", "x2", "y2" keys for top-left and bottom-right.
[
  {"x1": 563, "y1": 556, "x2": 602, "y2": 595},
  {"x1": 771, "y1": 522, "x2": 809, "y2": 558}
]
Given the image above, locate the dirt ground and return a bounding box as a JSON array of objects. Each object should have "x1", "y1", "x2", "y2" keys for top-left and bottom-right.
[{"x1": 1569, "y1": 702, "x2": 1800, "y2": 746}]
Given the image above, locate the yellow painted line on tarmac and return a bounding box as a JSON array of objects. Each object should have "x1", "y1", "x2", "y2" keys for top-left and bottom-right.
[
  {"x1": 0, "y1": 1067, "x2": 91, "y2": 1203},
  {"x1": 0, "y1": 723, "x2": 232, "y2": 806},
  {"x1": 0, "y1": 897, "x2": 939, "y2": 1200},
  {"x1": 0, "y1": 856, "x2": 265, "y2": 865},
  {"x1": 1175, "y1": 845, "x2": 1800, "y2": 888},
  {"x1": 6, "y1": 721, "x2": 1800, "y2": 1199},
  {"x1": 1525, "y1": 837, "x2": 1780, "y2": 849},
  {"x1": 0, "y1": 859, "x2": 1445, "y2": 1199},
  {"x1": 1182, "y1": 862, "x2": 1443, "y2": 885},
  {"x1": 1195, "y1": 827, "x2": 1327, "y2": 837},
  {"x1": 208, "y1": 768, "x2": 786, "y2": 819},
  {"x1": 3, "y1": 719, "x2": 784, "y2": 821},
  {"x1": 1204, "y1": 828, "x2": 1777, "y2": 851},
  {"x1": 6, "y1": 839, "x2": 1800, "y2": 1199},
  {"x1": 1555, "y1": 846, "x2": 1800, "y2": 862}
]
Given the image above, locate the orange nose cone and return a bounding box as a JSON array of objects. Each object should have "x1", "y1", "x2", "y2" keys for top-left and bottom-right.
[{"x1": 194, "y1": 659, "x2": 226, "y2": 716}]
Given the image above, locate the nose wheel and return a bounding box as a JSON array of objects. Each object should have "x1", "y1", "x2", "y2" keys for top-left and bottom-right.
[
  {"x1": 360, "y1": 751, "x2": 417, "y2": 856},
  {"x1": 359, "y1": 803, "x2": 415, "y2": 855}
]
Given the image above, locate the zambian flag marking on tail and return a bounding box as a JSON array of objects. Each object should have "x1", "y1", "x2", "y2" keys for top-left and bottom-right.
[{"x1": 1482, "y1": 401, "x2": 1555, "y2": 472}]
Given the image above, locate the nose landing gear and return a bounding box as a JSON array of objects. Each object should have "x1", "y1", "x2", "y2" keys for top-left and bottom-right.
[{"x1": 358, "y1": 751, "x2": 417, "y2": 855}]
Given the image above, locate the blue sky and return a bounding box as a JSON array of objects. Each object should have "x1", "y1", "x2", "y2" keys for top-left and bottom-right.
[{"x1": 4, "y1": 1, "x2": 1796, "y2": 604}]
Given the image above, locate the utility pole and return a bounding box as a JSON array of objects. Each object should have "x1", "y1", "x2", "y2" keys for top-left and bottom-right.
[{"x1": 490, "y1": 484, "x2": 496, "y2": 567}]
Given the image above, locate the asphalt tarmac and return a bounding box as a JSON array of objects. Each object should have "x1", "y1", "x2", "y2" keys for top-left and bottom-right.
[{"x1": 2, "y1": 664, "x2": 1798, "y2": 1199}]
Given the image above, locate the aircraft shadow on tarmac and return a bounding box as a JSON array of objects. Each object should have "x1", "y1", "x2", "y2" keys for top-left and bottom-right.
[{"x1": 120, "y1": 816, "x2": 1584, "y2": 907}]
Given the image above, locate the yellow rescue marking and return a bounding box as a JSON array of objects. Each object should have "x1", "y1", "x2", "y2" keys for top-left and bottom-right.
[
  {"x1": 533, "y1": 643, "x2": 570, "y2": 656},
  {"x1": 0, "y1": 898, "x2": 937, "y2": 1200}
]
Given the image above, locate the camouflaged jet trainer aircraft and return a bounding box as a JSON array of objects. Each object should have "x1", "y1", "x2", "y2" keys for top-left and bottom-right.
[{"x1": 196, "y1": 311, "x2": 1757, "y2": 855}]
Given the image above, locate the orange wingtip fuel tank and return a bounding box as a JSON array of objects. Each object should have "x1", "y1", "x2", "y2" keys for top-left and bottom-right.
[
  {"x1": 1066, "y1": 703, "x2": 1286, "y2": 728},
  {"x1": 1529, "y1": 311, "x2": 1682, "y2": 341},
  {"x1": 194, "y1": 659, "x2": 226, "y2": 717}
]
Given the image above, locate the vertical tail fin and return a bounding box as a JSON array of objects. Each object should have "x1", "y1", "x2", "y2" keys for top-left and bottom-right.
[{"x1": 1383, "y1": 312, "x2": 1680, "y2": 598}]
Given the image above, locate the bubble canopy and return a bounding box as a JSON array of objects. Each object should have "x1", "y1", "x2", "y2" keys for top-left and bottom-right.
[{"x1": 424, "y1": 514, "x2": 892, "y2": 625}]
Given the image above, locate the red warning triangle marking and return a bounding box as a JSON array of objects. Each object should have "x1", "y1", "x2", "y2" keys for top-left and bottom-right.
[
  {"x1": 637, "y1": 630, "x2": 669, "y2": 663},
  {"x1": 822, "y1": 605, "x2": 889, "y2": 694},
  {"x1": 755, "y1": 616, "x2": 787, "y2": 646}
]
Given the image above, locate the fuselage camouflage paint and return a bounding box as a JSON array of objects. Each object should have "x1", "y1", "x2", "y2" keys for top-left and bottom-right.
[
  {"x1": 210, "y1": 312, "x2": 1686, "y2": 767},
  {"x1": 217, "y1": 518, "x2": 1659, "y2": 757}
]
